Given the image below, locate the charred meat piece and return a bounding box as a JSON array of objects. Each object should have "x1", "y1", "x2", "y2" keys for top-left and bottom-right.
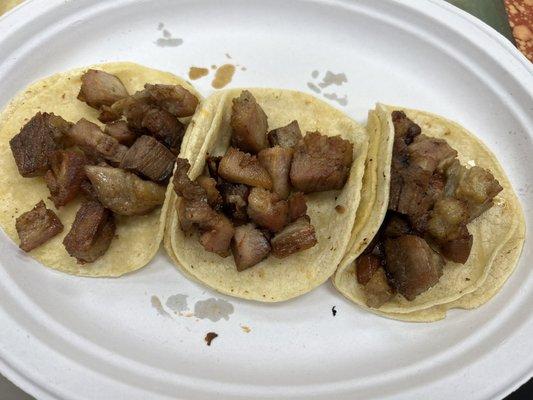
[
  {"x1": 141, "y1": 108, "x2": 184, "y2": 153},
  {"x1": 290, "y1": 132, "x2": 353, "y2": 193},
  {"x1": 258, "y1": 146, "x2": 293, "y2": 199},
  {"x1": 271, "y1": 216, "x2": 317, "y2": 258},
  {"x1": 438, "y1": 225, "x2": 473, "y2": 264},
  {"x1": 230, "y1": 90, "x2": 269, "y2": 153},
  {"x1": 361, "y1": 265, "x2": 394, "y2": 308},
  {"x1": 218, "y1": 182, "x2": 250, "y2": 223},
  {"x1": 15, "y1": 200, "x2": 63, "y2": 252},
  {"x1": 121, "y1": 135, "x2": 175, "y2": 182},
  {"x1": 231, "y1": 223, "x2": 271, "y2": 271},
  {"x1": 391, "y1": 110, "x2": 421, "y2": 154},
  {"x1": 85, "y1": 165, "x2": 166, "y2": 215},
  {"x1": 408, "y1": 135, "x2": 457, "y2": 174},
  {"x1": 66, "y1": 119, "x2": 128, "y2": 166},
  {"x1": 197, "y1": 175, "x2": 223, "y2": 209},
  {"x1": 247, "y1": 188, "x2": 289, "y2": 232},
  {"x1": 288, "y1": 192, "x2": 307, "y2": 222},
  {"x1": 63, "y1": 201, "x2": 115, "y2": 263},
  {"x1": 384, "y1": 235, "x2": 444, "y2": 301},
  {"x1": 356, "y1": 254, "x2": 382, "y2": 285},
  {"x1": 218, "y1": 147, "x2": 272, "y2": 189},
  {"x1": 135, "y1": 84, "x2": 199, "y2": 117},
  {"x1": 98, "y1": 105, "x2": 122, "y2": 123},
  {"x1": 104, "y1": 121, "x2": 137, "y2": 146},
  {"x1": 267, "y1": 120, "x2": 302, "y2": 149},
  {"x1": 198, "y1": 213, "x2": 235, "y2": 257},
  {"x1": 9, "y1": 112, "x2": 70, "y2": 177},
  {"x1": 173, "y1": 158, "x2": 207, "y2": 201},
  {"x1": 114, "y1": 97, "x2": 152, "y2": 131},
  {"x1": 206, "y1": 156, "x2": 222, "y2": 181},
  {"x1": 77, "y1": 69, "x2": 128, "y2": 109},
  {"x1": 44, "y1": 150, "x2": 87, "y2": 207}
]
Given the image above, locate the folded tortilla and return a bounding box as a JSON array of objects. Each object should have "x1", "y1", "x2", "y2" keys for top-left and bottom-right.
[
  {"x1": 333, "y1": 104, "x2": 525, "y2": 321},
  {"x1": 0, "y1": 62, "x2": 201, "y2": 277},
  {"x1": 164, "y1": 88, "x2": 369, "y2": 301}
]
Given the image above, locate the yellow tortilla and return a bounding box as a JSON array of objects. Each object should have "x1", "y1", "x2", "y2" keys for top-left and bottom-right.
[
  {"x1": 0, "y1": 62, "x2": 200, "y2": 277},
  {"x1": 165, "y1": 88, "x2": 369, "y2": 301},
  {"x1": 333, "y1": 104, "x2": 524, "y2": 320}
]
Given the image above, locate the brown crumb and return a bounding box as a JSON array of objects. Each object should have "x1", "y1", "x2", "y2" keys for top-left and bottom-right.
[
  {"x1": 335, "y1": 205, "x2": 346, "y2": 214},
  {"x1": 241, "y1": 325, "x2": 251, "y2": 333},
  {"x1": 205, "y1": 332, "x2": 218, "y2": 346}
]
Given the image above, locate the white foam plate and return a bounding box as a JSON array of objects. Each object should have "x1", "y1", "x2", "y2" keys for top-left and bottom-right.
[{"x1": 0, "y1": 1, "x2": 532, "y2": 399}]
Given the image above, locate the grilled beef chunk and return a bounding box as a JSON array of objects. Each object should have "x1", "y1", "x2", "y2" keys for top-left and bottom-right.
[
  {"x1": 267, "y1": 120, "x2": 302, "y2": 149},
  {"x1": 383, "y1": 213, "x2": 412, "y2": 238},
  {"x1": 85, "y1": 165, "x2": 166, "y2": 216},
  {"x1": 290, "y1": 132, "x2": 353, "y2": 193},
  {"x1": 384, "y1": 235, "x2": 444, "y2": 301},
  {"x1": 218, "y1": 147, "x2": 272, "y2": 189},
  {"x1": 141, "y1": 108, "x2": 184, "y2": 153},
  {"x1": 121, "y1": 135, "x2": 175, "y2": 182},
  {"x1": 391, "y1": 110, "x2": 421, "y2": 154},
  {"x1": 230, "y1": 90, "x2": 269, "y2": 153},
  {"x1": 135, "y1": 84, "x2": 199, "y2": 117},
  {"x1": 271, "y1": 216, "x2": 317, "y2": 258},
  {"x1": 231, "y1": 223, "x2": 271, "y2": 271},
  {"x1": 206, "y1": 156, "x2": 222, "y2": 181},
  {"x1": 77, "y1": 70, "x2": 128, "y2": 109},
  {"x1": 44, "y1": 150, "x2": 87, "y2": 207},
  {"x1": 356, "y1": 254, "x2": 382, "y2": 285},
  {"x1": 247, "y1": 188, "x2": 289, "y2": 232},
  {"x1": 198, "y1": 213, "x2": 235, "y2": 257},
  {"x1": 66, "y1": 119, "x2": 128, "y2": 166},
  {"x1": 63, "y1": 201, "x2": 115, "y2": 263},
  {"x1": 104, "y1": 121, "x2": 137, "y2": 146},
  {"x1": 98, "y1": 105, "x2": 122, "y2": 123},
  {"x1": 80, "y1": 180, "x2": 98, "y2": 200},
  {"x1": 258, "y1": 146, "x2": 293, "y2": 199},
  {"x1": 408, "y1": 135, "x2": 457, "y2": 173},
  {"x1": 114, "y1": 97, "x2": 152, "y2": 131},
  {"x1": 288, "y1": 192, "x2": 307, "y2": 222},
  {"x1": 10, "y1": 112, "x2": 70, "y2": 177},
  {"x1": 218, "y1": 182, "x2": 250, "y2": 224},
  {"x1": 197, "y1": 176, "x2": 223, "y2": 209},
  {"x1": 438, "y1": 224, "x2": 473, "y2": 264},
  {"x1": 173, "y1": 158, "x2": 205, "y2": 200},
  {"x1": 363, "y1": 267, "x2": 394, "y2": 308},
  {"x1": 15, "y1": 200, "x2": 63, "y2": 252}
]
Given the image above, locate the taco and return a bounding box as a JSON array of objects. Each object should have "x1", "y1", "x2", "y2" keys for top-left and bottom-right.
[
  {"x1": 333, "y1": 104, "x2": 525, "y2": 321},
  {"x1": 164, "y1": 89, "x2": 369, "y2": 301},
  {"x1": 0, "y1": 62, "x2": 201, "y2": 276}
]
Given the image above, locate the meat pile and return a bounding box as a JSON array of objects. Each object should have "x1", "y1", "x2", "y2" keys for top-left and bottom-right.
[
  {"x1": 173, "y1": 90, "x2": 355, "y2": 271},
  {"x1": 356, "y1": 111, "x2": 503, "y2": 307},
  {"x1": 10, "y1": 69, "x2": 199, "y2": 263}
]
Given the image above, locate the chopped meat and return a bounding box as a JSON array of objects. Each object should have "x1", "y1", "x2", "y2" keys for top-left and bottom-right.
[
  {"x1": 218, "y1": 147, "x2": 272, "y2": 189},
  {"x1": 271, "y1": 216, "x2": 317, "y2": 258},
  {"x1": 135, "y1": 84, "x2": 199, "y2": 117},
  {"x1": 231, "y1": 223, "x2": 271, "y2": 271},
  {"x1": 173, "y1": 158, "x2": 206, "y2": 201},
  {"x1": 179, "y1": 199, "x2": 213, "y2": 234},
  {"x1": 141, "y1": 108, "x2": 184, "y2": 153},
  {"x1": 384, "y1": 235, "x2": 444, "y2": 301},
  {"x1": 247, "y1": 188, "x2": 289, "y2": 232},
  {"x1": 267, "y1": 120, "x2": 302, "y2": 149},
  {"x1": 115, "y1": 97, "x2": 152, "y2": 131},
  {"x1": 408, "y1": 135, "x2": 457, "y2": 174},
  {"x1": 290, "y1": 132, "x2": 353, "y2": 193},
  {"x1": 206, "y1": 156, "x2": 222, "y2": 181},
  {"x1": 391, "y1": 110, "x2": 421, "y2": 154},
  {"x1": 15, "y1": 200, "x2": 63, "y2": 252},
  {"x1": 230, "y1": 90, "x2": 269, "y2": 153},
  {"x1": 196, "y1": 175, "x2": 223, "y2": 209},
  {"x1": 63, "y1": 201, "x2": 115, "y2": 263},
  {"x1": 218, "y1": 182, "x2": 250, "y2": 223},
  {"x1": 198, "y1": 213, "x2": 235, "y2": 257},
  {"x1": 85, "y1": 165, "x2": 166, "y2": 215},
  {"x1": 362, "y1": 267, "x2": 394, "y2": 308},
  {"x1": 66, "y1": 119, "x2": 128, "y2": 166},
  {"x1": 258, "y1": 146, "x2": 293, "y2": 199},
  {"x1": 120, "y1": 135, "x2": 175, "y2": 182},
  {"x1": 356, "y1": 254, "x2": 382, "y2": 285},
  {"x1": 9, "y1": 112, "x2": 69, "y2": 177},
  {"x1": 44, "y1": 150, "x2": 87, "y2": 207},
  {"x1": 80, "y1": 180, "x2": 98, "y2": 200},
  {"x1": 438, "y1": 225, "x2": 473, "y2": 264},
  {"x1": 104, "y1": 121, "x2": 137, "y2": 146},
  {"x1": 426, "y1": 197, "x2": 469, "y2": 242},
  {"x1": 77, "y1": 69, "x2": 128, "y2": 109},
  {"x1": 383, "y1": 213, "x2": 412, "y2": 238},
  {"x1": 288, "y1": 192, "x2": 307, "y2": 221},
  {"x1": 98, "y1": 105, "x2": 121, "y2": 123}
]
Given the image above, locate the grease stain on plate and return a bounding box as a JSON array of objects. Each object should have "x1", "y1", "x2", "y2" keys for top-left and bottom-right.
[
  {"x1": 188, "y1": 67, "x2": 209, "y2": 80},
  {"x1": 211, "y1": 64, "x2": 236, "y2": 89},
  {"x1": 306, "y1": 70, "x2": 349, "y2": 106},
  {"x1": 166, "y1": 294, "x2": 189, "y2": 313},
  {"x1": 151, "y1": 295, "x2": 171, "y2": 318},
  {"x1": 194, "y1": 298, "x2": 234, "y2": 321},
  {"x1": 154, "y1": 23, "x2": 183, "y2": 47},
  {"x1": 240, "y1": 325, "x2": 252, "y2": 333}
]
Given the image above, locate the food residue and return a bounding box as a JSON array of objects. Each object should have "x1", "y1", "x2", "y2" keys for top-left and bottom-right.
[
  {"x1": 205, "y1": 332, "x2": 218, "y2": 346},
  {"x1": 335, "y1": 205, "x2": 346, "y2": 214},
  {"x1": 241, "y1": 325, "x2": 251, "y2": 333},
  {"x1": 211, "y1": 64, "x2": 236, "y2": 89},
  {"x1": 189, "y1": 67, "x2": 209, "y2": 80},
  {"x1": 194, "y1": 297, "x2": 234, "y2": 321},
  {"x1": 151, "y1": 295, "x2": 171, "y2": 318}
]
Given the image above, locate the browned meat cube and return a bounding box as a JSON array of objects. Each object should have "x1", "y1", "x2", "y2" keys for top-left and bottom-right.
[
  {"x1": 356, "y1": 254, "x2": 382, "y2": 285},
  {"x1": 287, "y1": 192, "x2": 307, "y2": 222},
  {"x1": 218, "y1": 182, "x2": 250, "y2": 224},
  {"x1": 267, "y1": 120, "x2": 302, "y2": 149},
  {"x1": 98, "y1": 105, "x2": 122, "y2": 123},
  {"x1": 114, "y1": 97, "x2": 152, "y2": 131},
  {"x1": 230, "y1": 90, "x2": 268, "y2": 153},
  {"x1": 438, "y1": 225, "x2": 473, "y2": 264},
  {"x1": 80, "y1": 180, "x2": 98, "y2": 200},
  {"x1": 271, "y1": 216, "x2": 317, "y2": 258},
  {"x1": 77, "y1": 69, "x2": 128, "y2": 109},
  {"x1": 85, "y1": 165, "x2": 166, "y2": 216},
  {"x1": 121, "y1": 135, "x2": 175, "y2": 182},
  {"x1": 44, "y1": 150, "x2": 87, "y2": 207},
  {"x1": 9, "y1": 112, "x2": 70, "y2": 177},
  {"x1": 136, "y1": 84, "x2": 199, "y2": 117},
  {"x1": 198, "y1": 213, "x2": 235, "y2": 257},
  {"x1": 63, "y1": 201, "x2": 115, "y2": 264},
  {"x1": 408, "y1": 135, "x2": 457, "y2": 174},
  {"x1": 206, "y1": 156, "x2": 222, "y2": 181},
  {"x1": 231, "y1": 223, "x2": 271, "y2": 271},
  {"x1": 363, "y1": 267, "x2": 394, "y2": 308},
  {"x1": 247, "y1": 188, "x2": 289, "y2": 232},
  {"x1": 196, "y1": 175, "x2": 223, "y2": 209},
  {"x1": 258, "y1": 146, "x2": 293, "y2": 199},
  {"x1": 218, "y1": 147, "x2": 272, "y2": 189},
  {"x1": 391, "y1": 111, "x2": 421, "y2": 154},
  {"x1": 15, "y1": 200, "x2": 63, "y2": 252},
  {"x1": 383, "y1": 213, "x2": 412, "y2": 238},
  {"x1": 141, "y1": 108, "x2": 184, "y2": 153},
  {"x1": 66, "y1": 119, "x2": 128, "y2": 166},
  {"x1": 426, "y1": 197, "x2": 469, "y2": 242},
  {"x1": 290, "y1": 132, "x2": 353, "y2": 193},
  {"x1": 104, "y1": 121, "x2": 137, "y2": 146},
  {"x1": 384, "y1": 235, "x2": 444, "y2": 301},
  {"x1": 173, "y1": 158, "x2": 207, "y2": 201}
]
